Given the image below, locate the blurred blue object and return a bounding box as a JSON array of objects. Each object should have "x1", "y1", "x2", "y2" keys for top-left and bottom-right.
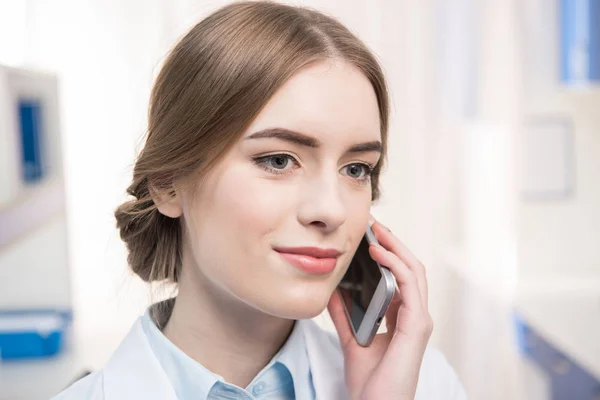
[
  {"x1": 0, "y1": 310, "x2": 71, "y2": 360},
  {"x1": 514, "y1": 312, "x2": 600, "y2": 400},
  {"x1": 560, "y1": 0, "x2": 600, "y2": 84},
  {"x1": 18, "y1": 99, "x2": 45, "y2": 183}
]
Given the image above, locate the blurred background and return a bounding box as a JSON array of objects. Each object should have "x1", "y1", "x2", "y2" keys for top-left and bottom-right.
[{"x1": 0, "y1": 0, "x2": 598, "y2": 399}]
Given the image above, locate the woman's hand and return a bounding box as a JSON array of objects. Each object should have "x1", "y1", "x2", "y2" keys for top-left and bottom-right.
[{"x1": 327, "y1": 218, "x2": 433, "y2": 400}]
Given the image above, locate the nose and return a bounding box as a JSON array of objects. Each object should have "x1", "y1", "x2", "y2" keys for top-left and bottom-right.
[{"x1": 297, "y1": 172, "x2": 347, "y2": 233}]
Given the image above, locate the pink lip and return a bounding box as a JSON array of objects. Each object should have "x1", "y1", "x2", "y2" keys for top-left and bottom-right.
[{"x1": 274, "y1": 246, "x2": 341, "y2": 275}]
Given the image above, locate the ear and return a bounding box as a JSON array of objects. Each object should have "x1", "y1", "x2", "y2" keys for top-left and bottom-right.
[{"x1": 151, "y1": 186, "x2": 183, "y2": 219}]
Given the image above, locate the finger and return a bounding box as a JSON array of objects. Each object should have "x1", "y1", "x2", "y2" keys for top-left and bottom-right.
[
  {"x1": 385, "y1": 287, "x2": 402, "y2": 333},
  {"x1": 326, "y1": 289, "x2": 354, "y2": 349},
  {"x1": 369, "y1": 244, "x2": 423, "y2": 314},
  {"x1": 371, "y1": 221, "x2": 429, "y2": 310}
]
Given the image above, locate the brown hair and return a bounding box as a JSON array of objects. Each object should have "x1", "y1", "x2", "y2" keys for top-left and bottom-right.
[{"x1": 115, "y1": 0, "x2": 390, "y2": 286}]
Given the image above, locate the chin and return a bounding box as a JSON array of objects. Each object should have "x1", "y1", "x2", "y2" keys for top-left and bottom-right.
[
  {"x1": 269, "y1": 305, "x2": 326, "y2": 320},
  {"x1": 259, "y1": 284, "x2": 333, "y2": 320}
]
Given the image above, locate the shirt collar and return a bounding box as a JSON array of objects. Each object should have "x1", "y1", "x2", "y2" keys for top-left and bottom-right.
[
  {"x1": 140, "y1": 309, "x2": 313, "y2": 399},
  {"x1": 271, "y1": 317, "x2": 313, "y2": 400},
  {"x1": 141, "y1": 310, "x2": 221, "y2": 399}
]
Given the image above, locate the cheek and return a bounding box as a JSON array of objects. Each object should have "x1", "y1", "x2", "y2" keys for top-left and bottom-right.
[
  {"x1": 191, "y1": 163, "x2": 293, "y2": 235},
  {"x1": 221, "y1": 176, "x2": 290, "y2": 232},
  {"x1": 184, "y1": 163, "x2": 294, "y2": 280}
]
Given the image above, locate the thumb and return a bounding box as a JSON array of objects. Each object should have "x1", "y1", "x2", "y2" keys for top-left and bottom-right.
[{"x1": 327, "y1": 289, "x2": 354, "y2": 349}]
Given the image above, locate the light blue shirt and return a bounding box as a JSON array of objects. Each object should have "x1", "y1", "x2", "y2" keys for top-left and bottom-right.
[{"x1": 141, "y1": 311, "x2": 315, "y2": 399}]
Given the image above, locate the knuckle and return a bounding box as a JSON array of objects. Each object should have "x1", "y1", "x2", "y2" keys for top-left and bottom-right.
[
  {"x1": 417, "y1": 315, "x2": 434, "y2": 336},
  {"x1": 426, "y1": 316, "x2": 434, "y2": 335}
]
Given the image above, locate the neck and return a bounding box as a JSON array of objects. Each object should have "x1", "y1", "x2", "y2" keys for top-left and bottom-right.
[{"x1": 162, "y1": 265, "x2": 295, "y2": 389}]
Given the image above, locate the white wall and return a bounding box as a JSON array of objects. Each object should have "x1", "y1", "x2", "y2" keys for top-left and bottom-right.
[{"x1": 518, "y1": 0, "x2": 600, "y2": 281}]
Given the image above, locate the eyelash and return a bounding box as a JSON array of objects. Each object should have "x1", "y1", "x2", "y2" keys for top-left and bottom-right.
[{"x1": 252, "y1": 153, "x2": 375, "y2": 184}]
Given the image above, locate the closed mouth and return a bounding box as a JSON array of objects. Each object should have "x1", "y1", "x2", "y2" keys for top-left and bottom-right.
[{"x1": 272, "y1": 246, "x2": 342, "y2": 259}]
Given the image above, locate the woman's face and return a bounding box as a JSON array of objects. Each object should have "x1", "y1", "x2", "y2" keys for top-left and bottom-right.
[{"x1": 177, "y1": 59, "x2": 382, "y2": 319}]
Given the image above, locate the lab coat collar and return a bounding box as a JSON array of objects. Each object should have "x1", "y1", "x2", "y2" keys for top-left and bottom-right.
[
  {"x1": 101, "y1": 317, "x2": 348, "y2": 400},
  {"x1": 103, "y1": 319, "x2": 177, "y2": 399}
]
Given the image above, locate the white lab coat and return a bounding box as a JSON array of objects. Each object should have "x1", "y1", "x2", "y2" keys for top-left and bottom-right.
[{"x1": 52, "y1": 317, "x2": 467, "y2": 399}]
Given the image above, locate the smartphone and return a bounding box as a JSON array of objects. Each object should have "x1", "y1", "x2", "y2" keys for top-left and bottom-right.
[{"x1": 337, "y1": 224, "x2": 396, "y2": 346}]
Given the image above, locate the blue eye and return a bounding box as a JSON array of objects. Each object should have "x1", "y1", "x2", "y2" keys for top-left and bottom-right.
[
  {"x1": 266, "y1": 155, "x2": 291, "y2": 169},
  {"x1": 342, "y1": 163, "x2": 374, "y2": 185},
  {"x1": 253, "y1": 154, "x2": 299, "y2": 174}
]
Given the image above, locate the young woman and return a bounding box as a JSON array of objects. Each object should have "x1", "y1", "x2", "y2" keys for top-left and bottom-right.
[{"x1": 54, "y1": 1, "x2": 466, "y2": 399}]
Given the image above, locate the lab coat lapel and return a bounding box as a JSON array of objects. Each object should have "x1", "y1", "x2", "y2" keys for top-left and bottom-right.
[
  {"x1": 102, "y1": 319, "x2": 177, "y2": 400},
  {"x1": 300, "y1": 319, "x2": 350, "y2": 400}
]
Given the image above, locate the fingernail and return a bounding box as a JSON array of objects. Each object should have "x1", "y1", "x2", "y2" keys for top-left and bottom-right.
[{"x1": 369, "y1": 242, "x2": 383, "y2": 251}]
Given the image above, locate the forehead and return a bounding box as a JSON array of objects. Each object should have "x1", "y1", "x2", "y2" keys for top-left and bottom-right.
[{"x1": 244, "y1": 59, "x2": 381, "y2": 143}]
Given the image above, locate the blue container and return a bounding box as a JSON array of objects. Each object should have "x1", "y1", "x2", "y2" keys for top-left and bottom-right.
[
  {"x1": 560, "y1": 0, "x2": 600, "y2": 84},
  {"x1": 18, "y1": 99, "x2": 45, "y2": 183},
  {"x1": 0, "y1": 310, "x2": 71, "y2": 360}
]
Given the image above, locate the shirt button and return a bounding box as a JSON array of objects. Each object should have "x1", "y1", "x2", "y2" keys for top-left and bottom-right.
[{"x1": 252, "y1": 381, "x2": 266, "y2": 396}]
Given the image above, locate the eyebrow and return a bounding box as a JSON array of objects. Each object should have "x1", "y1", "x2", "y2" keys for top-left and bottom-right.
[{"x1": 246, "y1": 128, "x2": 382, "y2": 154}]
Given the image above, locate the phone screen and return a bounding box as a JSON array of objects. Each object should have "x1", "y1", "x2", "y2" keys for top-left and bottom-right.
[{"x1": 338, "y1": 235, "x2": 382, "y2": 332}]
